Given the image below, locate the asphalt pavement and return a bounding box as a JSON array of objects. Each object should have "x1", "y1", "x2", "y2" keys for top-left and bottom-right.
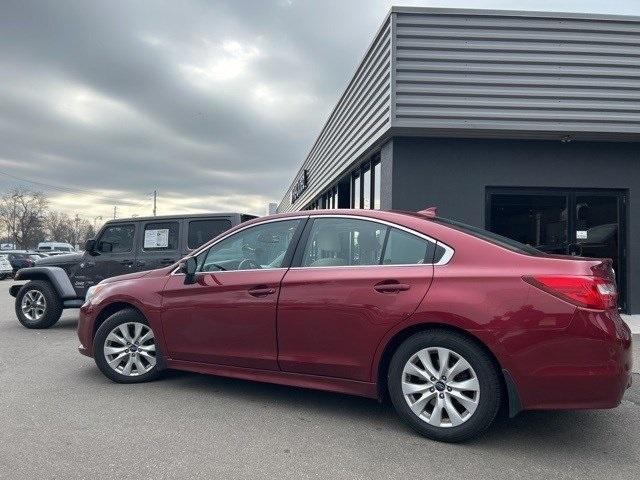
[{"x1": 0, "y1": 280, "x2": 638, "y2": 480}]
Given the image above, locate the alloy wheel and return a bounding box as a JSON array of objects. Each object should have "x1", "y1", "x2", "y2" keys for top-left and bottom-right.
[
  {"x1": 103, "y1": 322, "x2": 156, "y2": 376},
  {"x1": 21, "y1": 290, "x2": 47, "y2": 321},
  {"x1": 401, "y1": 347, "x2": 480, "y2": 428}
]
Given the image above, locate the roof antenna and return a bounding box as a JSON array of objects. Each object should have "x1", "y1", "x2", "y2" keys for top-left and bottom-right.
[{"x1": 418, "y1": 206, "x2": 437, "y2": 218}]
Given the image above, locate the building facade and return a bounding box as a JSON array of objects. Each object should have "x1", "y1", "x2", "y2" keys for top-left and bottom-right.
[{"x1": 278, "y1": 7, "x2": 640, "y2": 312}]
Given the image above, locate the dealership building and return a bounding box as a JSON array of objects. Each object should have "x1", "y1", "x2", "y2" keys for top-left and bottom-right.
[{"x1": 278, "y1": 7, "x2": 640, "y2": 313}]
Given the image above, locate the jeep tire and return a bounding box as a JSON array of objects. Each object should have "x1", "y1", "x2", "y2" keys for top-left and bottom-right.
[{"x1": 15, "y1": 280, "x2": 63, "y2": 329}]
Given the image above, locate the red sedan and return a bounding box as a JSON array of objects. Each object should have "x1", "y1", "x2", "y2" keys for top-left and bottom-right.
[{"x1": 77, "y1": 209, "x2": 632, "y2": 442}]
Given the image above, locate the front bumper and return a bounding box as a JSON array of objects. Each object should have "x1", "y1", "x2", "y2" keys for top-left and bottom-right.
[{"x1": 77, "y1": 303, "x2": 96, "y2": 358}]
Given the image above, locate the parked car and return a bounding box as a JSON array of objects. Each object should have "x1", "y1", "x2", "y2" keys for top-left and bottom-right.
[
  {"x1": 11, "y1": 212, "x2": 255, "y2": 328},
  {"x1": 1, "y1": 250, "x2": 38, "y2": 274},
  {"x1": 76, "y1": 209, "x2": 632, "y2": 442},
  {"x1": 37, "y1": 241, "x2": 75, "y2": 254},
  {"x1": 0, "y1": 254, "x2": 13, "y2": 279}
]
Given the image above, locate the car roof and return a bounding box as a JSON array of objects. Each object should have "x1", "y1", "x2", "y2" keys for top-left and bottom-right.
[
  {"x1": 104, "y1": 212, "x2": 255, "y2": 224},
  {"x1": 240, "y1": 208, "x2": 433, "y2": 223}
]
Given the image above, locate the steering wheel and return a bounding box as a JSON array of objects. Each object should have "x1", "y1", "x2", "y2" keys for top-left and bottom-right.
[{"x1": 238, "y1": 258, "x2": 261, "y2": 270}]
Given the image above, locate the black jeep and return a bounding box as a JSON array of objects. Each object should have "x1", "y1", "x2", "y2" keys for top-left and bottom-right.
[{"x1": 11, "y1": 212, "x2": 255, "y2": 328}]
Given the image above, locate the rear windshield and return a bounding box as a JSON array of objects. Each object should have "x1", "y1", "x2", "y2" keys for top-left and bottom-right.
[{"x1": 432, "y1": 217, "x2": 543, "y2": 256}]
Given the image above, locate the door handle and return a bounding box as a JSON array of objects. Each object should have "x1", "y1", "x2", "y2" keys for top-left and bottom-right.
[
  {"x1": 119, "y1": 260, "x2": 134, "y2": 267},
  {"x1": 374, "y1": 281, "x2": 410, "y2": 293},
  {"x1": 158, "y1": 258, "x2": 174, "y2": 265},
  {"x1": 248, "y1": 286, "x2": 276, "y2": 297}
]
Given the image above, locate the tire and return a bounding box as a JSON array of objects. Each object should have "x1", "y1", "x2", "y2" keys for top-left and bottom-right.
[
  {"x1": 387, "y1": 329, "x2": 502, "y2": 443},
  {"x1": 15, "y1": 280, "x2": 63, "y2": 329},
  {"x1": 93, "y1": 309, "x2": 162, "y2": 384}
]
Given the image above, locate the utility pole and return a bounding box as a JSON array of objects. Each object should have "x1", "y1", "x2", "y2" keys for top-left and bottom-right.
[
  {"x1": 153, "y1": 190, "x2": 157, "y2": 216},
  {"x1": 113, "y1": 205, "x2": 117, "y2": 219}
]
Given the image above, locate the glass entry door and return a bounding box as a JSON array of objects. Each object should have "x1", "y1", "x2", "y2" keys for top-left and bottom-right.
[{"x1": 487, "y1": 188, "x2": 627, "y2": 311}]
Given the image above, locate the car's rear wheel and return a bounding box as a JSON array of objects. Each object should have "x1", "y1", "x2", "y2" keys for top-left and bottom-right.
[
  {"x1": 93, "y1": 309, "x2": 162, "y2": 383},
  {"x1": 15, "y1": 280, "x2": 63, "y2": 329},
  {"x1": 388, "y1": 329, "x2": 501, "y2": 443}
]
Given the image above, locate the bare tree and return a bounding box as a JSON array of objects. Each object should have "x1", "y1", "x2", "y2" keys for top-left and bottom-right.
[
  {"x1": 77, "y1": 218, "x2": 97, "y2": 246},
  {"x1": 45, "y1": 210, "x2": 75, "y2": 244},
  {"x1": 0, "y1": 188, "x2": 48, "y2": 249},
  {"x1": 45, "y1": 211, "x2": 97, "y2": 248}
]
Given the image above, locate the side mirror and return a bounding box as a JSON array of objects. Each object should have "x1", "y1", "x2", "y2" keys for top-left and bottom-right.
[
  {"x1": 181, "y1": 257, "x2": 198, "y2": 284},
  {"x1": 84, "y1": 239, "x2": 97, "y2": 256}
]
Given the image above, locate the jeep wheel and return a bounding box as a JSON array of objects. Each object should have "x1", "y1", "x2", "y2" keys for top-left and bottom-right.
[{"x1": 15, "y1": 280, "x2": 63, "y2": 329}]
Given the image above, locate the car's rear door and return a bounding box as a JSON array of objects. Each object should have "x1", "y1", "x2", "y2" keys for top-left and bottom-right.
[
  {"x1": 136, "y1": 219, "x2": 182, "y2": 271},
  {"x1": 277, "y1": 216, "x2": 435, "y2": 381}
]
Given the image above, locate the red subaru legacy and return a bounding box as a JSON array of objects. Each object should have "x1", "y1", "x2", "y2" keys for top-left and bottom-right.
[{"x1": 77, "y1": 209, "x2": 632, "y2": 442}]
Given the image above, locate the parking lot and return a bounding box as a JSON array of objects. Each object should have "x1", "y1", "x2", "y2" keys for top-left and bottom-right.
[{"x1": 0, "y1": 281, "x2": 638, "y2": 480}]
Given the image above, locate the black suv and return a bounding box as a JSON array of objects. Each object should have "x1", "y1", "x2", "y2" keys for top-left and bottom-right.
[{"x1": 10, "y1": 212, "x2": 255, "y2": 328}]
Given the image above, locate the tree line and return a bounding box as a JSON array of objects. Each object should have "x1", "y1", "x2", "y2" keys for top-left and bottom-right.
[{"x1": 0, "y1": 188, "x2": 98, "y2": 250}]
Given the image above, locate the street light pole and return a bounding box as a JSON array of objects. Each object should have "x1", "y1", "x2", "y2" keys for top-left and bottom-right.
[{"x1": 153, "y1": 190, "x2": 157, "y2": 216}]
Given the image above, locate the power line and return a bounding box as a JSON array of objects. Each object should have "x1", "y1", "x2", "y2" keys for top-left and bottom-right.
[{"x1": 0, "y1": 170, "x2": 144, "y2": 206}]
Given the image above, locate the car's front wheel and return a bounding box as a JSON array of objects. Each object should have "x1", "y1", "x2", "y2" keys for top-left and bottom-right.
[
  {"x1": 93, "y1": 309, "x2": 162, "y2": 383},
  {"x1": 388, "y1": 329, "x2": 502, "y2": 443},
  {"x1": 15, "y1": 280, "x2": 63, "y2": 329}
]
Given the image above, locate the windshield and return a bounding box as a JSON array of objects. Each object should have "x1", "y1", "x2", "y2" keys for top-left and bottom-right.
[{"x1": 432, "y1": 217, "x2": 543, "y2": 256}]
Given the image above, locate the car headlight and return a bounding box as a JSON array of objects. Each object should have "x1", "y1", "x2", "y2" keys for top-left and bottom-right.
[{"x1": 85, "y1": 284, "x2": 107, "y2": 303}]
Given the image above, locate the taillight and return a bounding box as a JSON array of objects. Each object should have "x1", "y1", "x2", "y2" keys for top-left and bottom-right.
[{"x1": 523, "y1": 275, "x2": 618, "y2": 310}]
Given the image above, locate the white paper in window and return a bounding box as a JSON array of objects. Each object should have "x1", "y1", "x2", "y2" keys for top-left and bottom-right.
[
  {"x1": 144, "y1": 229, "x2": 170, "y2": 248},
  {"x1": 576, "y1": 230, "x2": 588, "y2": 240}
]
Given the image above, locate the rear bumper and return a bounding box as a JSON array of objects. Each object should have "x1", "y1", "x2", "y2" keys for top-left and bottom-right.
[{"x1": 513, "y1": 309, "x2": 632, "y2": 411}]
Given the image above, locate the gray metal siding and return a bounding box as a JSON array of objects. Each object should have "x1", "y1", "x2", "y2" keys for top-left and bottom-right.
[
  {"x1": 278, "y1": 17, "x2": 392, "y2": 212},
  {"x1": 279, "y1": 8, "x2": 640, "y2": 212},
  {"x1": 392, "y1": 8, "x2": 640, "y2": 138}
]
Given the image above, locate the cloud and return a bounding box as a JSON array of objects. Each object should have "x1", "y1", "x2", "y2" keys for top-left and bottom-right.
[{"x1": 1, "y1": 0, "x2": 639, "y2": 221}]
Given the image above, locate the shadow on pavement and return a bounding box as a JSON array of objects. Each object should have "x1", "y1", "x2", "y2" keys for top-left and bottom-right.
[{"x1": 75, "y1": 366, "x2": 638, "y2": 457}]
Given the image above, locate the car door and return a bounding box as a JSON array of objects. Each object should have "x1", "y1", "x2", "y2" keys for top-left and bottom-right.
[
  {"x1": 136, "y1": 220, "x2": 182, "y2": 271},
  {"x1": 160, "y1": 217, "x2": 306, "y2": 370},
  {"x1": 277, "y1": 216, "x2": 435, "y2": 381},
  {"x1": 81, "y1": 223, "x2": 138, "y2": 288}
]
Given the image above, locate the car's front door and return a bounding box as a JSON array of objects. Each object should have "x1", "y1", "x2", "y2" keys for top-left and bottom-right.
[
  {"x1": 160, "y1": 218, "x2": 305, "y2": 370},
  {"x1": 76, "y1": 223, "x2": 138, "y2": 293},
  {"x1": 277, "y1": 216, "x2": 436, "y2": 381}
]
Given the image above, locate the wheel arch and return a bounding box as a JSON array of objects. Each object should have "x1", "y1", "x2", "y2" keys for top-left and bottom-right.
[
  {"x1": 13, "y1": 267, "x2": 76, "y2": 299},
  {"x1": 375, "y1": 322, "x2": 519, "y2": 415},
  {"x1": 92, "y1": 302, "x2": 146, "y2": 339}
]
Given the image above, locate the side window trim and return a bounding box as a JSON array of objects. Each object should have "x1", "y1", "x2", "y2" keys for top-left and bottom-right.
[{"x1": 290, "y1": 215, "x2": 453, "y2": 269}]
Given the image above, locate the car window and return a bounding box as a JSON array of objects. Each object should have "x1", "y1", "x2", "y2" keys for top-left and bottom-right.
[
  {"x1": 187, "y1": 219, "x2": 232, "y2": 249},
  {"x1": 97, "y1": 224, "x2": 135, "y2": 253},
  {"x1": 382, "y1": 228, "x2": 434, "y2": 265},
  {"x1": 301, "y1": 218, "x2": 387, "y2": 267},
  {"x1": 430, "y1": 217, "x2": 542, "y2": 256},
  {"x1": 197, "y1": 219, "x2": 300, "y2": 272},
  {"x1": 143, "y1": 222, "x2": 179, "y2": 251}
]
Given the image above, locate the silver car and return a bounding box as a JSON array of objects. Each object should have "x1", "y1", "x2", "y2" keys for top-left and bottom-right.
[{"x1": 0, "y1": 254, "x2": 13, "y2": 280}]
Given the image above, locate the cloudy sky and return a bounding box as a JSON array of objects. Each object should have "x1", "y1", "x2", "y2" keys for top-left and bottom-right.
[{"x1": 2, "y1": 0, "x2": 639, "y2": 220}]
